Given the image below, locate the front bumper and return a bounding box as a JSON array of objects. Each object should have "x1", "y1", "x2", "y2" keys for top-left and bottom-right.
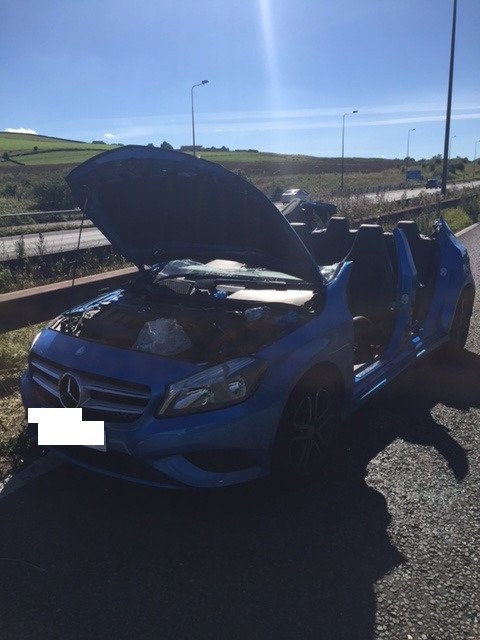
[{"x1": 21, "y1": 370, "x2": 283, "y2": 489}]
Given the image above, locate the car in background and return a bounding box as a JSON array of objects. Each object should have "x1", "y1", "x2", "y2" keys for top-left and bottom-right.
[
  {"x1": 426, "y1": 178, "x2": 441, "y2": 189},
  {"x1": 22, "y1": 146, "x2": 475, "y2": 489},
  {"x1": 281, "y1": 188, "x2": 311, "y2": 203}
]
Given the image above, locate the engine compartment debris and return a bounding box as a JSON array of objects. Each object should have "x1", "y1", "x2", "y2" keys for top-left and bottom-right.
[{"x1": 49, "y1": 262, "x2": 316, "y2": 364}]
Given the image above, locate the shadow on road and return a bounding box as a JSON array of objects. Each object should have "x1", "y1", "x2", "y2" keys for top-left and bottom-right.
[
  {"x1": 0, "y1": 351, "x2": 475, "y2": 640},
  {"x1": 1, "y1": 458, "x2": 402, "y2": 640},
  {"x1": 338, "y1": 349, "x2": 477, "y2": 494},
  {"x1": 391, "y1": 349, "x2": 480, "y2": 412}
]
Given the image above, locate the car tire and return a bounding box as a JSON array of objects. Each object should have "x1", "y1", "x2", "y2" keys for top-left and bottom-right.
[
  {"x1": 437, "y1": 287, "x2": 474, "y2": 360},
  {"x1": 272, "y1": 372, "x2": 341, "y2": 483}
]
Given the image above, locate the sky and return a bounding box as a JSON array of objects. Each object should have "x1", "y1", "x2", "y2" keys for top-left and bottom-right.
[{"x1": 1, "y1": 0, "x2": 479, "y2": 160}]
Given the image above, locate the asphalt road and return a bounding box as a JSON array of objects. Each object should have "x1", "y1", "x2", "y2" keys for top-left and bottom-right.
[
  {"x1": 0, "y1": 226, "x2": 110, "y2": 261},
  {"x1": 0, "y1": 225, "x2": 479, "y2": 640},
  {"x1": 362, "y1": 179, "x2": 480, "y2": 202}
]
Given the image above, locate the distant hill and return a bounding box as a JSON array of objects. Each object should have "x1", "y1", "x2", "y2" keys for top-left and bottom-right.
[
  {"x1": 0, "y1": 132, "x2": 436, "y2": 203},
  {"x1": 0, "y1": 132, "x2": 415, "y2": 206},
  {"x1": 0, "y1": 132, "x2": 119, "y2": 166},
  {"x1": 1, "y1": 131, "x2": 86, "y2": 144},
  {"x1": 0, "y1": 131, "x2": 404, "y2": 173}
]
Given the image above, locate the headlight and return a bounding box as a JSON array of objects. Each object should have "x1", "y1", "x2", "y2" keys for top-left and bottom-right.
[
  {"x1": 47, "y1": 314, "x2": 63, "y2": 329},
  {"x1": 156, "y1": 357, "x2": 267, "y2": 417},
  {"x1": 30, "y1": 331, "x2": 42, "y2": 350}
]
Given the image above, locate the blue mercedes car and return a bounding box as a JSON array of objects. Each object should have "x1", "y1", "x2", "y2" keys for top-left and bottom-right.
[{"x1": 21, "y1": 146, "x2": 475, "y2": 488}]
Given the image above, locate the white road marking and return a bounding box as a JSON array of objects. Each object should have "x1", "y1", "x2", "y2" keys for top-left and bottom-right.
[{"x1": 456, "y1": 222, "x2": 479, "y2": 237}]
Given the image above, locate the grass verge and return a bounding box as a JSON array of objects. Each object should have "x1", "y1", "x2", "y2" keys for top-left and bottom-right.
[
  {"x1": 410, "y1": 203, "x2": 479, "y2": 235},
  {"x1": 0, "y1": 324, "x2": 43, "y2": 481},
  {"x1": 0, "y1": 247, "x2": 131, "y2": 293}
]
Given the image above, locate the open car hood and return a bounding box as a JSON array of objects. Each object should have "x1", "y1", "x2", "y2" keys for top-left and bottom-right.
[{"x1": 66, "y1": 146, "x2": 323, "y2": 285}]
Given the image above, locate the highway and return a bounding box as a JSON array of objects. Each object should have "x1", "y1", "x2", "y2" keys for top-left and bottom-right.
[
  {"x1": 363, "y1": 179, "x2": 480, "y2": 202},
  {"x1": 1, "y1": 179, "x2": 479, "y2": 261},
  {"x1": 0, "y1": 226, "x2": 110, "y2": 261}
]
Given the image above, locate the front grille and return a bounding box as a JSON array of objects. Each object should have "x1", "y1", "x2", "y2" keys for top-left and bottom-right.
[{"x1": 30, "y1": 355, "x2": 151, "y2": 424}]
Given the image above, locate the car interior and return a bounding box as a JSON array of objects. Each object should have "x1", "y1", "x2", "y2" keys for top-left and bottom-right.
[
  {"x1": 291, "y1": 216, "x2": 441, "y2": 365},
  {"x1": 396, "y1": 220, "x2": 440, "y2": 325}
]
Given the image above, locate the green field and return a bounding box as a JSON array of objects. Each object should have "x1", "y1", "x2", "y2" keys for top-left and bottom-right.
[
  {"x1": 0, "y1": 132, "x2": 411, "y2": 207},
  {"x1": 1, "y1": 131, "x2": 404, "y2": 172},
  {"x1": 6, "y1": 149, "x2": 118, "y2": 166},
  {"x1": 0, "y1": 132, "x2": 119, "y2": 166},
  {"x1": 0, "y1": 131, "x2": 115, "y2": 151},
  {"x1": 0, "y1": 132, "x2": 86, "y2": 148},
  {"x1": 0, "y1": 132, "x2": 474, "y2": 209}
]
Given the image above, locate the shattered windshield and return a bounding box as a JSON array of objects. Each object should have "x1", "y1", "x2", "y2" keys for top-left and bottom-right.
[{"x1": 151, "y1": 259, "x2": 313, "y2": 286}]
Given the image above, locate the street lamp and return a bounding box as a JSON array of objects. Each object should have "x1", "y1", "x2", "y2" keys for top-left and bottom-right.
[
  {"x1": 340, "y1": 110, "x2": 358, "y2": 191},
  {"x1": 191, "y1": 79, "x2": 209, "y2": 156},
  {"x1": 473, "y1": 139, "x2": 480, "y2": 180},
  {"x1": 441, "y1": 0, "x2": 457, "y2": 196},
  {"x1": 406, "y1": 128, "x2": 415, "y2": 179},
  {"x1": 449, "y1": 134, "x2": 456, "y2": 180}
]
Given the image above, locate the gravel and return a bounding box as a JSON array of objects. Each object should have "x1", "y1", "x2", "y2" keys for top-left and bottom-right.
[{"x1": 362, "y1": 223, "x2": 480, "y2": 639}]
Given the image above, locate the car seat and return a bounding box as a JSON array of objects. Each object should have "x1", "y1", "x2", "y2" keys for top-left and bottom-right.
[
  {"x1": 396, "y1": 221, "x2": 439, "y2": 324},
  {"x1": 346, "y1": 224, "x2": 396, "y2": 351},
  {"x1": 310, "y1": 217, "x2": 355, "y2": 264}
]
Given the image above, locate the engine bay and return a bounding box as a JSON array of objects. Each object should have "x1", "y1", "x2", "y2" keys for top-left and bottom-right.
[{"x1": 49, "y1": 266, "x2": 317, "y2": 364}]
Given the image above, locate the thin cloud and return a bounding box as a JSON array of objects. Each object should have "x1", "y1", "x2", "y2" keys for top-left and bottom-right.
[
  {"x1": 4, "y1": 127, "x2": 38, "y2": 134},
  {"x1": 84, "y1": 103, "x2": 480, "y2": 141},
  {"x1": 352, "y1": 112, "x2": 480, "y2": 128}
]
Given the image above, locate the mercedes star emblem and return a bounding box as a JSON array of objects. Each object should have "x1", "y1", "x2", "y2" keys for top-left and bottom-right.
[{"x1": 58, "y1": 373, "x2": 82, "y2": 408}]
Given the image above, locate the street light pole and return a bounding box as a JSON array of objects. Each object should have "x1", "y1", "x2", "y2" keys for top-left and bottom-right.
[
  {"x1": 441, "y1": 0, "x2": 457, "y2": 196},
  {"x1": 406, "y1": 128, "x2": 416, "y2": 179},
  {"x1": 191, "y1": 79, "x2": 209, "y2": 156},
  {"x1": 449, "y1": 134, "x2": 456, "y2": 180},
  {"x1": 473, "y1": 140, "x2": 480, "y2": 180},
  {"x1": 340, "y1": 110, "x2": 358, "y2": 191}
]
